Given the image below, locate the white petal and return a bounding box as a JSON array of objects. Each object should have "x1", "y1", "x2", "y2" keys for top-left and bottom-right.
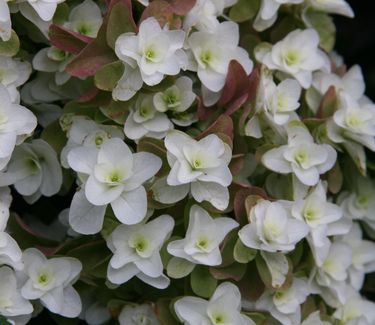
[
  {"x1": 191, "y1": 181, "x2": 229, "y2": 210},
  {"x1": 110, "y1": 186, "x2": 147, "y2": 225},
  {"x1": 69, "y1": 189, "x2": 106, "y2": 235}
]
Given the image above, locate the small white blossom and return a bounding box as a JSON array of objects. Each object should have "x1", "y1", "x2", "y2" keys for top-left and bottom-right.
[
  {"x1": 327, "y1": 93, "x2": 375, "y2": 151},
  {"x1": 256, "y1": 29, "x2": 329, "y2": 88},
  {"x1": 0, "y1": 84, "x2": 37, "y2": 170},
  {"x1": 254, "y1": 0, "x2": 303, "y2": 32},
  {"x1": 292, "y1": 181, "x2": 343, "y2": 265},
  {"x1": 184, "y1": 0, "x2": 238, "y2": 32},
  {"x1": 20, "y1": 248, "x2": 82, "y2": 318},
  {"x1": 124, "y1": 94, "x2": 173, "y2": 141},
  {"x1": 307, "y1": 0, "x2": 354, "y2": 18},
  {"x1": 262, "y1": 126, "x2": 337, "y2": 186},
  {"x1": 262, "y1": 77, "x2": 302, "y2": 125},
  {"x1": 338, "y1": 178, "x2": 375, "y2": 232},
  {"x1": 68, "y1": 138, "x2": 161, "y2": 234},
  {"x1": 338, "y1": 223, "x2": 375, "y2": 290},
  {"x1": 61, "y1": 116, "x2": 124, "y2": 169},
  {"x1": 118, "y1": 304, "x2": 160, "y2": 325},
  {"x1": 175, "y1": 282, "x2": 255, "y2": 325},
  {"x1": 153, "y1": 76, "x2": 196, "y2": 113},
  {"x1": 64, "y1": 0, "x2": 102, "y2": 37},
  {"x1": 115, "y1": 17, "x2": 186, "y2": 89},
  {"x1": 32, "y1": 47, "x2": 72, "y2": 85},
  {"x1": 306, "y1": 65, "x2": 365, "y2": 113},
  {"x1": 256, "y1": 278, "x2": 309, "y2": 325},
  {"x1": 333, "y1": 292, "x2": 375, "y2": 325},
  {"x1": 0, "y1": 266, "x2": 33, "y2": 318},
  {"x1": 239, "y1": 199, "x2": 309, "y2": 253},
  {"x1": 0, "y1": 139, "x2": 62, "y2": 203},
  {"x1": 163, "y1": 130, "x2": 233, "y2": 210},
  {"x1": 167, "y1": 205, "x2": 238, "y2": 266},
  {"x1": 313, "y1": 242, "x2": 352, "y2": 305},
  {"x1": 187, "y1": 21, "x2": 253, "y2": 93},
  {"x1": 0, "y1": 56, "x2": 32, "y2": 103},
  {"x1": 107, "y1": 215, "x2": 174, "y2": 289}
]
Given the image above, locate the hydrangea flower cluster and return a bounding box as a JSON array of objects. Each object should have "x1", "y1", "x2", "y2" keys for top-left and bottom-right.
[{"x1": 1, "y1": 0, "x2": 375, "y2": 324}]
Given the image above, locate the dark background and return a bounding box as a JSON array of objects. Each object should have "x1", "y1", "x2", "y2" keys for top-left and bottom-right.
[{"x1": 335, "y1": 0, "x2": 375, "y2": 101}]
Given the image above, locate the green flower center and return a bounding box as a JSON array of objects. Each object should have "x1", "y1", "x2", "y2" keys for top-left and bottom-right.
[
  {"x1": 196, "y1": 237, "x2": 209, "y2": 250},
  {"x1": 284, "y1": 50, "x2": 300, "y2": 66}
]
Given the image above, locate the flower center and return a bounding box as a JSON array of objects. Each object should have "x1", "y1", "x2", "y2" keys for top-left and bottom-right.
[
  {"x1": 193, "y1": 158, "x2": 202, "y2": 169},
  {"x1": 145, "y1": 47, "x2": 157, "y2": 62},
  {"x1": 201, "y1": 50, "x2": 213, "y2": 65},
  {"x1": 284, "y1": 50, "x2": 300, "y2": 66},
  {"x1": 294, "y1": 150, "x2": 308, "y2": 165},
  {"x1": 95, "y1": 136, "x2": 104, "y2": 146},
  {"x1": 133, "y1": 313, "x2": 152, "y2": 325},
  {"x1": 346, "y1": 112, "x2": 363, "y2": 128},
  {"x1": 139, "y1": 105, "x2": 152, "y2": 118},
  {"x1": 304, "y1": 208, "x2": 319, "y2": 221},
  {"x1": 130, "y1": 236, "x2": 150, "y2": 256},
  {"x1": 355, "y1": 194, "x2": 369, "y2": 208},
  {"x1": 210, "y1": 313, "x2": 227, "y2": 325},
  {"x1": 196, "y1": 237, "x2": 209, "y2": 251}
]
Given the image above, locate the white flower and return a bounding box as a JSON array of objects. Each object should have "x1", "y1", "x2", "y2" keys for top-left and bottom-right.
[
  {"x1": 338, "y1": 223, "x2": 375, "y2": 290},
  {"x1": 254, "y1": 0, "x2": 303, "y2": 32},
  {"x1": 153, "y1": 76, "x2": 196, "y2": 113},
  {"x1": 262, "y1": 126, "x2": 337, "y2": 186},
  {"x1": 0, "y1": 84, "x2": 37, "y2": 171},
  {"x1": 263, "y1": 77, "x2": 302, "y2": 125},
  {"x1": 184, "y1": 0, "x2": 238, "y2": 32},
  {"x1": 0, "y1": 266, "x2": 33, "y2": 318},
  {"x1": 163, "y1": 130, "x2": 233, "y2": 210},
  {"x1": 0, "y1": 139, "x2": 62, "y2": 203},
  {"x1": 64, "y1": 0, "x2": 102, "y2": 37},
  {"x1": 20, "y1": 248, "x2": 82, "y2": 318},
  {"x1": 238, "y1": 199, "x2": 308, "y2": 253},
  {"x1": 255, "y1": 278, "x2": 309, "y2": 325},
  {"x1": 327, "y1": 93, "x2": 375, "y2": 151},
  {"x1": 256, "y1": 29, "x2": 329, "y2": 88},
  {"x1": 0, "y1": 56, "x2": 32, "y2": 103},
  {"x1": 313, "y1": 242, "x2": 352, "y2": 305},
  {"x1": 107, "y1": 215, "x2": 174, "y2": 289},
  {"x1": 307, "y1": 0, "x2": 354, "y2": 18},
  {"x1": 187, "y1": 21, "x2": 253, "y2": 92},
  {"x1": 67, "y1": 138, "x2": 161, "y2": 234},
  {"x1": 175, "y1": 282, "x2": 255, "y2": 325},
  {"x1": 32, "y1": 47, "x2": 72, "y2": 85},
  {"x1": 167, "y1": 205, "x2": 238, "y2": 266},
  {"x1": 0, "y1": 231, "x2": 23, "y2": 270},
  {"x1": 0, "y1": 0, "x2": 11, "y2": 41},
  {"x1": 306, "y1": 65, "x2": 365, "y2": 113},
  {"x1": 61, "y1": 116, "x2": 124, "y2": 169},
  {"x1": 115, "y1": 17, "x2": 186, "y2": 87},
  {"x1": 292, "y1": 181, "x2": 342, "y2": 265},
  {"x1": 124, "y1": 94, "x2": 173, "y2": 141},
  {"x1": 338, "y1": 178, "x2": 375, "y2": 232},
  {"x1": 333, "y1": 293, "x2": 375, "y2": 325},
  {"x1": 118, "y1": 304, "x2": 160, "y2": 325}
]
